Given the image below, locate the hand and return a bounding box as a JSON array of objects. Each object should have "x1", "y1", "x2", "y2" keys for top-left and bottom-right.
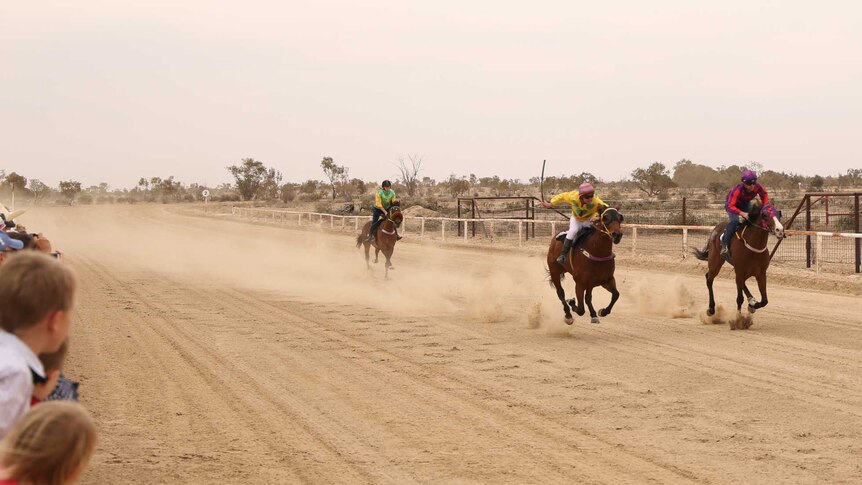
[
  {"x1": 739, "y1": 212, "x2": 749, "y2": 220},
  {"x1": 541, "y1": 201, "x2": 551, "y2": 209},
  {"x1": 382, "y1": 209, "x2": 388, "y2": 216}
]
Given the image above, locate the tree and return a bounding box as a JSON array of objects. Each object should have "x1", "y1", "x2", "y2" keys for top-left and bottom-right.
[
  {"x1": 259, "y1": 167, "x2": 283, "y2": 200},
  {"x1": 630, "y1": 162, "x2": 676, "y2": 197},
  {"x1": 809, "y1": 175, "x2": 824, "y2": 191},
  {"x1": 707, "y1": 181, "x2": 726, "y2": 199},
  {"x1": 445, "y1": 174, "x2": 470, "y2": 197},
  {"x1": 320, "y1": 157, "x2": 347, "y2": 199},
  {"x1": 58, "y1": 180, "x2": 82, "y2": 205},
  {"x1": 396, "y1": 153, "x2": 423, "y2": 197},
  {"x1": 227, "y1": 158, "x2": 269, "y2": 200},
  {"x1": 5, "y1": 172, "x2": 27, "y2": 208},
  {"x1": 28, "y1": 179, "x2": 51, "y2": 206}
]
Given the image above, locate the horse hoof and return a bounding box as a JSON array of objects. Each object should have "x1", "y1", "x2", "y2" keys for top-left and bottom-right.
[
  {"x1": 748, "y1": 305, "x2": 757, "y2": 314},
  {"x1": 565, "y1": 316, "x2": 574, "y2": 325},
  {"x1": 590, "y1": 317, "x2": 600, "y2": 324},
  {"x1": 599, "y1": 308, "x2": 609, "y2": 317},
  {"x1": 706, "y1": 308, "x2": 715, "y2": 316}
]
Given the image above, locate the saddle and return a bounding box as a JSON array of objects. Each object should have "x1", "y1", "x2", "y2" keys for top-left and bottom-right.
[{"x1": 555, "y1": 226, "x2": 595, "y2": 247}]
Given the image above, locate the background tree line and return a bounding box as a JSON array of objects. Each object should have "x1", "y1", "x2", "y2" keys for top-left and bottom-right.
[{"x1": 3, "y1": 157, "x2": 861, "y2": 210}]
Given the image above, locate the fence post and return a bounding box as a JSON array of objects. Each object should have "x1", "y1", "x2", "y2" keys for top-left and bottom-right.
[
  {"x1": 342, "y1": 217, "x2": 345, "y2": 230},
  {"x1": 298, "y1": 213, "x2": 302, "y2": 226},
  {"x1": 442, "y1": 221, "x2": 446, "y2": 241},
  {"x1": 354, "y1": 217, "x2": 359, "y2": 231},
  {"x1": 682, "y1": 197, "x2": 687, "y2": 225},
  {"x1": 463, "y1": 221, "x2": 468, "y2": 241},
  {"x1": 421, "y1": 218, "x2": 425, "y2": 237},
  {"x1": 518, "y1": 222, "x2": 523, "y2": 247},
  {"x1": 682, "y1": 228, "x2": 688, "y2": 259},
  {"x1": 632, "y1": 226, "x2": 638, "y2": 254},
  {"x1": 816, "y1": 233, "x2": 823, "y2": 274}
]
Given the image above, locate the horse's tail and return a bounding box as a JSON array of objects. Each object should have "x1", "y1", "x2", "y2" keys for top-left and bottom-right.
[
  {"x1": 545, "y1": 266, "x2": 564, "y2": 286},
  {"x1": 692, "y1": 243, "x2": 709, "y2": 261},
  {"x1": 355, "y1": 234, "x2": 364, "y2": 249}
]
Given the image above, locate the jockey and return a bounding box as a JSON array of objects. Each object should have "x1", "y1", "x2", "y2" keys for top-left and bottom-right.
[
  {"x1": 366, "y1": 180, "x2": 402, "y2": 242},
  {"x1": 542, "y1": 182, "x2": 608, "y2": 265},
  {"x1": 721, "y1": 169, "x2": 770, "y2": 262}
]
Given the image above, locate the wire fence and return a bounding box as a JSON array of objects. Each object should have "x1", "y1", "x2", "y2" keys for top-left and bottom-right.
[{"x1": 225, "y1": 207, "x2": 862, "y2": 274}]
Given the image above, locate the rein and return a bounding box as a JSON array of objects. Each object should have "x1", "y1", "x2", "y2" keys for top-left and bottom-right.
[{"x1": 735, "y1": 225, "x2": 768, "y2": 253}]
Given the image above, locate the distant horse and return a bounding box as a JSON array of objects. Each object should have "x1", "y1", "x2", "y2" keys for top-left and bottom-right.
[
  {"x1": 547, "y1": 208, "x2": 624, "y2": 324},
  {"x1": 356, "y1": 205, "x2": 403, "y2": 278},
  {"x1": 693, "y1": 201, "x2": 784, "y2": 320}
]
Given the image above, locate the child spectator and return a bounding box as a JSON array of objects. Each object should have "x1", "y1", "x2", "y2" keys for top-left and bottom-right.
[
  {"x1": 0, "y1": 253, "x2": 77, "y2": 439},
  {"x1": 0, "y1": 401, "x2": 97, "y2": 485}
]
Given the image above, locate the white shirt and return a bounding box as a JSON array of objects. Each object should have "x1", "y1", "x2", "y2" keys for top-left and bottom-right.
[{"x1": 0, "y1": 331, "x2": 45, "y2": 439}]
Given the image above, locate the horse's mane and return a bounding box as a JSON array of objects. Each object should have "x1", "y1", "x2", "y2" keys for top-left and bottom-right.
[{"x1": 748, "y1": 200, "x2": 763, "y2": 224}]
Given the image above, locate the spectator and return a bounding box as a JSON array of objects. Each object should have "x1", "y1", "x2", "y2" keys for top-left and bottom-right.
[
  {"x1": 0, "y1": 253, "x2": 77, "y2": 439},
  {"x1": 32, "y1": 341, "x2": 73, "y2": 406},
  {"x1": 0, "y1": 401, "x2": 97, "y2": 485}
]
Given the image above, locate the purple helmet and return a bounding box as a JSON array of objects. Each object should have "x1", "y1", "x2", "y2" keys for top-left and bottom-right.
[{"x1": 741, "y1": 169, "x2": 758, "y2": 184}]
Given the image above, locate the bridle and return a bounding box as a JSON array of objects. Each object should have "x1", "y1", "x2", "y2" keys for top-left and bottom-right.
[
  {"x1": 595, "y1": 207, "x2": 621, "y2": 240},
  {"x1": 381, "y1": 207, "x2": 402, "y2": 235}
]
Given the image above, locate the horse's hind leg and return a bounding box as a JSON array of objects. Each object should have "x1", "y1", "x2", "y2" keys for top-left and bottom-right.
[
  {"x1": 585, "y1": 287, "x2": 600, "y2": 324},
  {"x1": 599, "y1": 277, "x2": 620, "y2": 317},
  {"x1": 735, "y1": 274, "x2": 747, "y2": 312},
  {"x1": 374, "y1": 248, "x2": 380, "y2": 264},
  {"x1": 363, "y1": 243, "x2": 371, "y2": 269},
  {"x1": 550, "y1": 268, "x2": 573, "y2": 324}
]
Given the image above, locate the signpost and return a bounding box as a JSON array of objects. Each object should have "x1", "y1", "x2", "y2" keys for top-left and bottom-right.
[{"x1": 202, "y1": 189, "x2": 210, "y2": 213}]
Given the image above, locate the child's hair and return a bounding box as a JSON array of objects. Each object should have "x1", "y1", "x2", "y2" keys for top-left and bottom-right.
[
  {"x1": 0, "y1": 402, "x2": 96, "y2": 485},
  {"x1": 0, "y1": 252, "x2": 77, "y2": 333},
  {"x1": 38, "y1": 340, "x2": 69, "y2": 372}
]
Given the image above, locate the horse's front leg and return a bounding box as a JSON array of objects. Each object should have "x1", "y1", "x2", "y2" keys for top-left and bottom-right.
[
  {"x1": 705, "y1": 273, "x2": 717, "y2": 316},
  {"x1": 385, "y1": 251, "x2": 394, "y2": 270},
  {"x1": 599, "y1": 277, "x2": 620, "y2": 317},
  {"x1": 741, "y1": 283, "x2": 758, "y2": 313},
  {"x1": 569, "y1": 281, "x2": 586, "y2": 317},
  {"x1": 750, "y1": 273, "x2": 768, "y2": 311},
  {"x1": 363, "y1": 243, "x2": 371, "y2": 269},
  {"x1": 374, "y1": 247, "x2": 380, "y2": 264},
  {"x1": 585, "y1": 286, "x2": 600, "y2": 324}
]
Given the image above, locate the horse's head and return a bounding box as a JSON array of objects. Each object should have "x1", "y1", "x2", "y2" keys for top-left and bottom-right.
[
  {"x1": 760, "y1": 203, "x2": 785, "y2": 239},
  {"x1": 599, "y1": 207, "x2": 624, "y2": 244},
  {"x1": 389, "y1": 205, "x2": 403, "y2": 227}
]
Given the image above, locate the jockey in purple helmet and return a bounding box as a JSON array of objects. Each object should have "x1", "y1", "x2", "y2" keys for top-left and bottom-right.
[
  {"x1": 720, "y1": 169, "x2": 770, "y2": 262},
  {"x1": 542, "y1": 182, "x2": 609, "y2": 265}
]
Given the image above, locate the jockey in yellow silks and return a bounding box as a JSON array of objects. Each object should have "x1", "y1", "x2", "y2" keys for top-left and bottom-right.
[{"x1": 542, "y1": 183, "x2": 608, "y2": 265}]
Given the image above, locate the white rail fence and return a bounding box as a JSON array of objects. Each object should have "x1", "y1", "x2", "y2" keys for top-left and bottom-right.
[{"x1": 229, "y1": 207, "x2": 862, "y2": 274}]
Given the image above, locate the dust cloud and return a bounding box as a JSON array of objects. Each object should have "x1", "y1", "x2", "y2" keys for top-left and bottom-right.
[{"x1": 632, "y1": 277, "x2": 696, "y2": 319}]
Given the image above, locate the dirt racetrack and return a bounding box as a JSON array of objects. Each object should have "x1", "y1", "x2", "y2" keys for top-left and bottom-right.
[{"x1": 22, "y1": 204, "x2": 862, "y2": 484}]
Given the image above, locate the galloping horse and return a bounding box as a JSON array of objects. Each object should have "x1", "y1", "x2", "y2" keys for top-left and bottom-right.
[
  {"x1": 356, "y1": 205, "x2": 403, "y2": 278},
  {"x1": 693, "y1": 201, "x2": 784, "y2": 318},
  {"x1": 548, "y1": 208, "x2": 624, "y2": 324}
]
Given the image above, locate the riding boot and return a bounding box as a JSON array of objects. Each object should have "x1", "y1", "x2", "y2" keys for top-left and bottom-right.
[
  {"x1": 395, "y1": 228, "x2": 403, "y2": 241},
  {"x1": 556, "y1": 238, "x2": 574, "y2": 266},
  {"x1": 719, "y1": 239, "x2": 731, "y2": 263}
]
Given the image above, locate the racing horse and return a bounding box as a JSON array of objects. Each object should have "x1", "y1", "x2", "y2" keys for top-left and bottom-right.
[
  {"x1": 356, "y1": 205, "x2": 403, "y2": 278},
  {"x1": 693, "y1": 201, "x2": 785, "y2": 319},
  {"x1": 547, "y1": 208, "x2": 624, "y2": 324}
]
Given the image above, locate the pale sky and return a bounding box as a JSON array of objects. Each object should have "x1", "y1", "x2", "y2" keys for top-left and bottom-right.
[{"x1": 2, "y1": 1, "x2": 860, "y2": 189}]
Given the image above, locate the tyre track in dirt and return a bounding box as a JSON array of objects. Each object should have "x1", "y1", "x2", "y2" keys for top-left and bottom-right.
[{"x1": 146, "y1": 273, "x2": 703, "y2": 483}]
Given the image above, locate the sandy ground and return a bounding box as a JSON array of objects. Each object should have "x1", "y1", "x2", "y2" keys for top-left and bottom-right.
[{"x1": 20, "y1": 204, "x2": 862, "y2": 484}]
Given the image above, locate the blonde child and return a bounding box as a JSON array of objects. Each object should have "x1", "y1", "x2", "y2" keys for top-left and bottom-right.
[
  {"x1": 0, "y1": 401, "x2": 97, "y2": 485},
  {"x1": 0, "y1": 253, "x2": 77, "y2": 438}
]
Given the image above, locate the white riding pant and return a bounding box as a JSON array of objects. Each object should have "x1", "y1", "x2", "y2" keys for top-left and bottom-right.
[{"x1": 566, "y1": 217, "x2": 591, "y2": 241}]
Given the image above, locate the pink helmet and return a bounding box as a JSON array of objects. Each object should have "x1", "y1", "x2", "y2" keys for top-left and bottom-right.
[
  {"x1": 741, "y1": 169, "x2": 758, "y2": 183},
  {"x1": 578, "y1": 183, "x2": 595, "y2": 197}
]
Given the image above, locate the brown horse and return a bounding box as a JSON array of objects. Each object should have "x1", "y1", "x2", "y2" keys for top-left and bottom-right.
[
  {"x1": 693, "y1": 201, "x2": 784, "y2": 319},
  {"x1": 548, "y1": 208, "x2": 624, "y2": 324},
  {"x1": 6, "y1": 232, "x2": 53, "y2": 253},
  {"x1": 355, "y1": 206, "x2": 403, "y2": 278}
]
